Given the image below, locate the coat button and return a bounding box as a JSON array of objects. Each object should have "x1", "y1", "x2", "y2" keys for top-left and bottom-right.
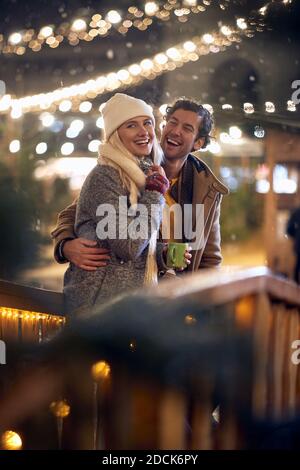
[{"x1": 120, "y1": 260, "x2": 125, "y2": 265}]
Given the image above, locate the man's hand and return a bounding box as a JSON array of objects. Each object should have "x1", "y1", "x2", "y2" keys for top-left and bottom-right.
[
  {"x1": 182, "y1": 248, "x2": 192, "y2": 270},
  {"x1": 63, "y1": 238, "x2": 110, "y2": 271}
]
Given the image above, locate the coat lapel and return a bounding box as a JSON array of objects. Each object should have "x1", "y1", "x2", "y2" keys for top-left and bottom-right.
[{"x1": 164, "y1": 154, "x2": 228, "y2": 270}]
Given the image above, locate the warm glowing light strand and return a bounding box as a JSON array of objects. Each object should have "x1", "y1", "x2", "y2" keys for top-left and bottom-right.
[
  {"x1": 0, "y1": 0, "x2": 225, "y2": 56},
  {"x1": 0, "y1": 306, "x2": 65, "y2": 323},
  {"x1": 0, "y1": 0, "x2": 292, "y2": 115},
  {"x1": 0, "y1": 30, "x2": 255, "y2": 115}
]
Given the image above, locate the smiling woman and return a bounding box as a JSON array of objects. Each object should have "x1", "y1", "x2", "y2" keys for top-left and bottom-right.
[
  {"x1": 117, "y1": 116, "x2": 155, "y2": 157},
  {"x1": 63, "y1": 93, "x2": 169, "y2": 316}
]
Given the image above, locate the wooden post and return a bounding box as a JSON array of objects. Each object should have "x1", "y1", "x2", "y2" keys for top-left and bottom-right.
[
  {"x1": 286, "y1": 309, "x2": 299, "y2": 416},
  {"x1": 272, "y1": 303, "x2": 288, "y2": 419},
  {"x1": 158, "y1": 389, "x2": 186, "y2": 450},
  {"x1": 252, "y1": 293, "x2": 272, "y2": 418}
]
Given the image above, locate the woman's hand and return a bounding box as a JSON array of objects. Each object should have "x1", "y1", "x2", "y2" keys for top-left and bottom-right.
[
  {"x1": 145, "y1": 165, "x2": 169, "y2": 195},
  {"x1": 147, "y1": 165, "x2": 167, "y2": 179}
]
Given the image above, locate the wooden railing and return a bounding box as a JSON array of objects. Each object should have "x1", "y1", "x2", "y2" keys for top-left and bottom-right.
[
  {"x1": 151, "y1": 267, "x2": 300, "y2": 421},
  {"x1": 0, "y1": 267, "x2": 299, "y2": 449}
]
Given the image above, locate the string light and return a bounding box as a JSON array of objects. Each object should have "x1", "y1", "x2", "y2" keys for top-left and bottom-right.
[
  {"x1": 7, "y1": 97, "x2": 299, "y2": 157},
  {"x1": 0, "y1": 0, "x2": 292, "y2": 57},
  {"x1": 208, "y1": 141, "x2": 222, "y2": 154},
  {"x1": 222, "y1": 103, "x2": 233, "y2": 110},
  {"x1": 35, "y1": 142, "x2": 48, "y2": 154},
  {"x1": 203, "y1": 103, "x2": 214, "y2": 114},
  {"x1": 0, "y1": 94, "x2": 11, "y2": 111},
  {"x1": 71, "y1": 19, "x2": 87, "y2": 32},
  {"x1": 9, "y1": 139, "x2": 20, "y2": 153},
  {"x1": 61, "y1": 142, "x2": 74, "y2": 155},
  {"x1": 91, "y1": 361, "x2": 111, "y2": 381},
  {"x1": 159, "y1": 103, "x2": 168, "y2": 114},
  {"x1": 0, "y1": 25, "x2": 237, "y2": 114},
  {"x1": 166, "y1": 47, "x2": 181, "y2": 60},
  {"x1": 50, "y1": 400, "x2": 70, "y2": 418},
  {"x1": 183, "y1": 0, "x2": 198, "y2": 6},
  {"x1": 1, "y1": 431, "x2": 22, "y2": 450},
  {"x1": 244, "y1": 102, "x2": 255, "y2": 114},
  {"x1": 40, "y1": 112, "x2": 55, "y2": 127},
  {"x1": 71, "y1": 120, "x2": 84, "y2": 133},
  {"x1": 265, "y1": 101, "x2": 275, "y2": 113},
  {"x1": 220, "y1": 25, "x2": 232, "y2": 36},
  {"x1": 58, "y1": 100, "x2": 72, "y2": 112},
  {"x1": 202, "y1": 33, "x2": 214, "y2": 44},
  {"x1": 0, "y1": 1, "x2": 220, "y2": 56},
  {"x1": 79, "y1": 101, "x2": 92, "y2": 113},
  {"x1": 229, "y1": 125, "x2": 242, "y2": 139},
  {"x1": 236, "y1": 18, "x2": 248, "y2": 30},
  {"x1": 287, "y1": 100, "x2": 296, "y2": 111},
  {"x1": 39, "y1": 26, "x2": 53, "y2": 38},
  {"x1": 219, "y1": 132, "x2": 230, "y2": 143},
  {"x1": 259, "y1": 5, "x2": 268, "y2": 15},
  {"x1": 0, "y1": 1, "x2": 293, "y2": 116},
  {"x1": 8, "y1": 32, "x2": 22, "y2": 45},
  {"x1": 0, "y1": 306, "x2": 64, "y2": 321},
  {"x1": 11, "y1": 105, "x2": 23, "y2": 119},
  {"x1": 106, "y1": 10, "x2": 122, "y2": 24},
  {"x1": 88, "y1": 139, "x2": 101, "y2": 152},
  {"x1": 96, "y1": 116, "x2": 104, "y2": 128},
  {"x1": 128, "y1": 64, "x2": 142, "y2": 76},
  {"x1": 145, "y1": 2, "x2": 160, "y2": 16},
  {"x1": 66, "y1": 127, "x2": 79, "y2": 138},
  {"x1": 5, "y1": 97, "x2": 296, "y2": 165}
]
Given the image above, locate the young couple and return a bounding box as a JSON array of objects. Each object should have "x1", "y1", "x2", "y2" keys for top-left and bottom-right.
[{"x1": 51, "y1": 93, "x2": 228, "y2": 315}]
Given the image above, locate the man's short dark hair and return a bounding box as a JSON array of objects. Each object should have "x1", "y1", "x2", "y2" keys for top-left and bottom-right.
[{"x1": 165, "y1": 98, "x2": 213, "y2": 148}]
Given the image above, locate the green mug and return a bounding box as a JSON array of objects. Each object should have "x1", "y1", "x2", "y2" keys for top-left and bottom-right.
[{"x1": 166, "y1": 242, "x2": 189, "y2": 269}]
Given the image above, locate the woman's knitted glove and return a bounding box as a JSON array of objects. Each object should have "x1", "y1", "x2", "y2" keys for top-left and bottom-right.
[{"x1": 145, "y1": 173, "x2": 170, "y2": 195}]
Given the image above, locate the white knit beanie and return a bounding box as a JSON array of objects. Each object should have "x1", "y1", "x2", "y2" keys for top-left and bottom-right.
[{"x1": 101, "y1": 93, "x2": 155, "y2": 140}]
